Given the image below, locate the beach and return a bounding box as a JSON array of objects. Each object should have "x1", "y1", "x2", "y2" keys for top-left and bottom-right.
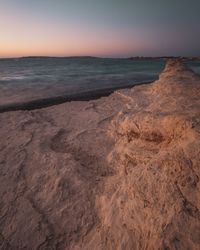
[
  {"x1": 1, "y1": 59, "x2": 200, "y2": 249},
  {"x1": 0, "y1": 81, "x2": 152, "y2": 113}
]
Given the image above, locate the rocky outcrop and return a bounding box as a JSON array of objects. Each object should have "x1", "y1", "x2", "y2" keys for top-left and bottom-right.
[
  {"x1": 0, "y1": 59, "x2": 200, "y2": 249},
  {"x1": 91, "y1": 59, "x2": 200, "y2": 250}
]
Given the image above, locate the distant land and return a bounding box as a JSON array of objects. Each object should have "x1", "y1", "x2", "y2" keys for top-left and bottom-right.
[
  {"x1": 128, "y1": 56, "x2": 200, "y2": 61},
  {"x1": 0, "y1": 56, "x2": 200, "y2": 60}
]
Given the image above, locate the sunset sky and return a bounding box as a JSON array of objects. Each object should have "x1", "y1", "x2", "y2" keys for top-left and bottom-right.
[{"x1": 0, "y1": 0, "x2": 200, "y2": 58}]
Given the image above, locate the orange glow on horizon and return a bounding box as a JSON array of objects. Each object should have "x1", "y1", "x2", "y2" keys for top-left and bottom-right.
[
  {"x1": 0, "y1": 10, "x2": 148, "y2": 58},
  {"x1": 0, "y1": 35, "x2": 147, "y2": 58}
]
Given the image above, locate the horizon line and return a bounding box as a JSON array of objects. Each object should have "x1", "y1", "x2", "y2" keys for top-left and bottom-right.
[{"x1": 0, "y1": 55, "x2": 199, "y2": 60}]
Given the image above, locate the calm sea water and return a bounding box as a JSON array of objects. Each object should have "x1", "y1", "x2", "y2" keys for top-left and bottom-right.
[{"x1": 0, "y1": 57, "x2": 200, "y2": 105}]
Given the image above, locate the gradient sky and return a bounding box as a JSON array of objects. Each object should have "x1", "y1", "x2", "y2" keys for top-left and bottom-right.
[{"x1": 0, "y1": 0, "x2": 200, "y2": 58}]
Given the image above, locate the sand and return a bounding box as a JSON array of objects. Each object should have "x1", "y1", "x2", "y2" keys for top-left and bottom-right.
[{"x1": 0, "y1": 59, "x2": 200, "y2": 249}]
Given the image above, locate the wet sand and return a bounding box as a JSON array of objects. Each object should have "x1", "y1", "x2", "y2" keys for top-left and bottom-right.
[{"x1": 0, "y1": 81, "x2": 152, "y2": 113}]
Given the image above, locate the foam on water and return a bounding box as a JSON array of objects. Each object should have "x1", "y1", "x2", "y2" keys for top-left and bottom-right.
[{"x1": 0, "y1": 57, "x2": 199, "y2": 106}]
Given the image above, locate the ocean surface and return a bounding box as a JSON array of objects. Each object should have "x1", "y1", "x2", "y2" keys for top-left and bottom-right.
[{"x1": 0, "y1": 57, "x2": 200, "y2": 106}]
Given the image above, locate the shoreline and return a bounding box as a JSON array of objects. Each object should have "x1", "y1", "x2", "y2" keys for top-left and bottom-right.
[
  {"x1": 0, "y1": 80, "x2": 153, "y2": 113},
  {"x1": 1, "y1": 59, "x2": 200, "y2": 249}
]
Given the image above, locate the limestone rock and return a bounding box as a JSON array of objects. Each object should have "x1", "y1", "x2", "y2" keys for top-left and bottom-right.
[{"x1": 0, "y1": 60, "x2": 200, "y2": 249}]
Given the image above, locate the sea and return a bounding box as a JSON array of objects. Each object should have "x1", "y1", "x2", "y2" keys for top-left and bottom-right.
[{"x1": 0, "y1": 57, "x2": 200, "y2": 107}]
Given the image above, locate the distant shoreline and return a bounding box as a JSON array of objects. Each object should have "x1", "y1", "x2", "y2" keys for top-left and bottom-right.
[
  {"x1": 0, "y1": 81, "x2": 152, "y2": 113},
  {"x1": 0, "y1": 56, "x2": 200, "y2": 61}
]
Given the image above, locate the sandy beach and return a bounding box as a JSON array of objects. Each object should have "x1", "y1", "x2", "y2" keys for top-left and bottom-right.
[{"x1": 1, "y1": 59, "x2": 200, "y2": 249}]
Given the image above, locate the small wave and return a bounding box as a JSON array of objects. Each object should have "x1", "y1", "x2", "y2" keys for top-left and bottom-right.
[{"x1": 0, "y1": 76, "x2": 28, "y2": 81}]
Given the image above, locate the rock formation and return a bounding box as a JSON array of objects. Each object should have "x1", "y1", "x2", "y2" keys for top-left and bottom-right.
[{"x1": 0, "y1": 59, "x2": 200, "y2": 249}]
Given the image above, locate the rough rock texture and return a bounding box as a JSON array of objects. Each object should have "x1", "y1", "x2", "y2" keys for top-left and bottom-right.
[{"x1": 0, "y1": 59, "x2": 200, "y2": 249}]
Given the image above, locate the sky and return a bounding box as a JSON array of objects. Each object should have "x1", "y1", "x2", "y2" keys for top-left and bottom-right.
[{"x1": 0, "y1": 0, "x2": 200, "y2": 58}]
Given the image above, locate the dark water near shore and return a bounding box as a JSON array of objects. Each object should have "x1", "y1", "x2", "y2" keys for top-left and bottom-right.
[{"x1": 0, "y1": 57, "x2": 200, "y2": 107}]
